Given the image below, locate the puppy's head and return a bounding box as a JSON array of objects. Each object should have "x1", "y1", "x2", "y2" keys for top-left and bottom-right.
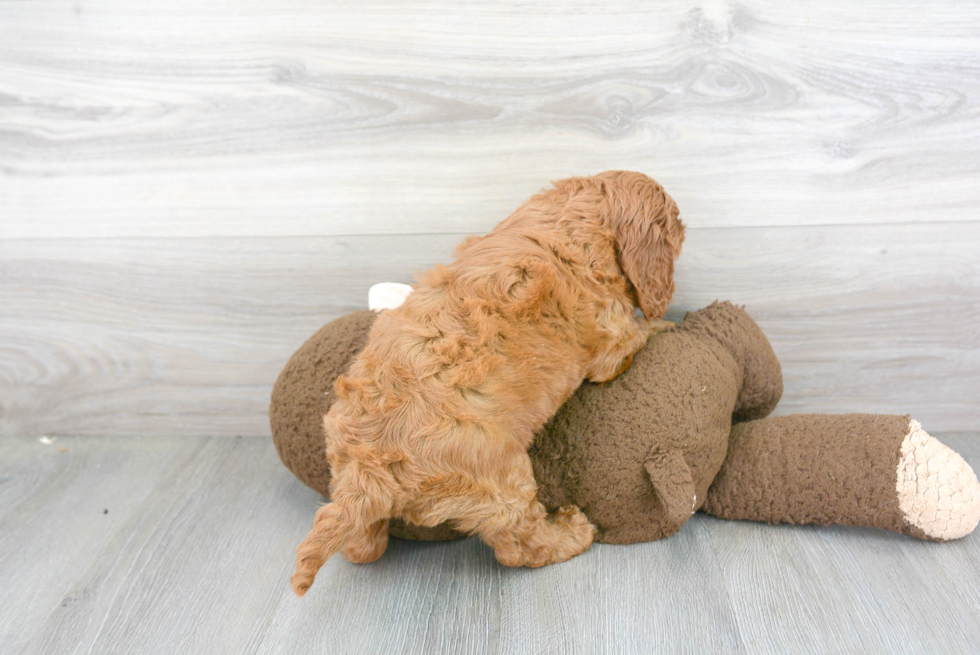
[{"x1": 585, "y1": 171, "x2": 685, "y2": 318}]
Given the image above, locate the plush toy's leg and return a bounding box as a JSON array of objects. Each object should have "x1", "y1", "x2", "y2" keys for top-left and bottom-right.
[{"x1": 702, "y1": 414, "x2": 980, "y2": 541}]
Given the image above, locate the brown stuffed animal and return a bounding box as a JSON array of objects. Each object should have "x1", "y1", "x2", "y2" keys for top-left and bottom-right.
[{"x1": 271, "y1": 301, "x2": 980, "y2": 545}]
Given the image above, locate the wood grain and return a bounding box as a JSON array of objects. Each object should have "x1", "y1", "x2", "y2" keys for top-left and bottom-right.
[
  {"x1": 2, "y1": 0, "x2": 979, "y2": 433},
  {"x1": 2, "y1": 433, "x2": 978, "y2": 654},
  {"x1": 706, "y1": 435, "x2": 980, "y2": 654},
  {"x1": 2, "y1": 1, "x2": 980, "y2": 238},
  {"x1": 0, "y1": 436, "x2": 209, "y2": 651},
  {"x1": 2, "y1": 222, "x2": 977, "y2": 438}
]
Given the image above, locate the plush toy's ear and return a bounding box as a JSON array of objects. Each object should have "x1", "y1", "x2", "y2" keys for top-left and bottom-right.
[
  {"x1": 644, "y1": 449, "x2": 697, "y2": 535},
  {"x1": 368, "y1": 282, "x2": 413, "y2": 311}
]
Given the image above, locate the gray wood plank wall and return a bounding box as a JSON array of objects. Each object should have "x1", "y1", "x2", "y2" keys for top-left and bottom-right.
[{"x1": 2, "y1": 0, "x2": 979, "y2": 436}]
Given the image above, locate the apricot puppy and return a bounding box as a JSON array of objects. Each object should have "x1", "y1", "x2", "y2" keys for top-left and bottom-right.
[{"x1": 292, "y1": 171, "x2": 685, "y2": 595}]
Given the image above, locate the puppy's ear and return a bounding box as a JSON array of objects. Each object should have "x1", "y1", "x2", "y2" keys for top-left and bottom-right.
[{"x1": 605, "y1": 173, "x2": 684, "y2": 319}]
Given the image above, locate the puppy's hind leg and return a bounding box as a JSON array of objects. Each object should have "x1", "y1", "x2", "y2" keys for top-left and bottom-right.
[
  {"x1": 342, "y1": 519, "x2": 390, "y2": 564},
  {"x1": 451, "y1": 453, "x2": 596, "y2": 568},
  {"x1": 486, "y1": 502, "x2": 596, "y2": 568}
]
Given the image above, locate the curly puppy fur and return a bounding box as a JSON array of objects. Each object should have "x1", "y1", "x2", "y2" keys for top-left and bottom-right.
[{"x1": 292, "y1": 171, "x2": 685, "y2": 595}]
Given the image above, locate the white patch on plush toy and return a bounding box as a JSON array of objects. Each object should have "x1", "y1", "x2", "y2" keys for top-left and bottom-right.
[
  {"x1": 897, "y1": 419, "x2": 980, "y2": 540},
  {"x1": 369, "y1": 283, "x2": 413, "y2": 311}
]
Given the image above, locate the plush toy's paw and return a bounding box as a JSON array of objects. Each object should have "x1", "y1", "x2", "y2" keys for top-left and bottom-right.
[{"x1": 897, "y1": 420, "x2": 980, "y2": 540}]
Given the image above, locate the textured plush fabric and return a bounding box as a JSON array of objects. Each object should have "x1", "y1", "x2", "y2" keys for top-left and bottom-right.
[
  {"x1": 270, "y1": 311, "x2": 374, "y2": 499},
  {"x1": 703, "y1": 413, "x2": 927, "y2": 539},
  {"x1": 270, "y1": 302, "x2": 978, "y2": 544},
  {"x1": 271, "y1": 301, "x2": 782, "y2": 543},
  {"x1": 529, "y1": 301, "x2": 782, "y2": 543}
]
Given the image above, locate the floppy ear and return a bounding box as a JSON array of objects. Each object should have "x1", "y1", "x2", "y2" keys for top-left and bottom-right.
[
  {"x1": 616, "y1": 220, "x2": 676, "y2": 318},
  {"x1": 607, "y1": 176, "x2": 684, "y2": 319}
]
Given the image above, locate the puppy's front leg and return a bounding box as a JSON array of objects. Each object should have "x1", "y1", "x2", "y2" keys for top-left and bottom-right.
[{"x1": 587, "y1": 317, "x2": 674, "y2": 383}]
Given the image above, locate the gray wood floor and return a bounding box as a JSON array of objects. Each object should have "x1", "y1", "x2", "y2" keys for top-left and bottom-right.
[{"x1": 2, "y1": 433, "x2": 979, "y2": 655}]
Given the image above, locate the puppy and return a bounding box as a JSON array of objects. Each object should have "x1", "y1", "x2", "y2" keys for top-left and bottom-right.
[{"x1": 291, "y1": 171, "x2": 685, "y2": 595}]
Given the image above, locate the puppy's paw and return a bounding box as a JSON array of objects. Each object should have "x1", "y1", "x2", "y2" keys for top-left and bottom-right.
[
  {"x1": 610, "y1": 354, "x2": 634, "y2": 380},
  {"x1": 642, "y1": 318, "x2": 676, "y2": 337},
  {"x1": 342, "y1": 520, "x2": 390, "y2": 564},
  {"x1": 515, "y1": 505, "x2": 596, "y2": 568},
  {"x1": 552, "y1": 505, "x2": 597, "y2": 546},
  {"x1": 589, "y1": 354, "x2": 636, "y2": 383}
]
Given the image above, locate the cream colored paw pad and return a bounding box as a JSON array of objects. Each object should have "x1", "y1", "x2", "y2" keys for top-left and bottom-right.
[{"x1": 897, "y1": 420, "x2": 980, "y2": 540}]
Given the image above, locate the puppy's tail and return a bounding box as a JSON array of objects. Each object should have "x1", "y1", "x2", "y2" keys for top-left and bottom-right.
[
  {"x1": 290, "y1": 459, "x2": 396, "y2": 596},
  {"x1": 290, "y1": 503, "x2": 358, "y2": 596}
]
